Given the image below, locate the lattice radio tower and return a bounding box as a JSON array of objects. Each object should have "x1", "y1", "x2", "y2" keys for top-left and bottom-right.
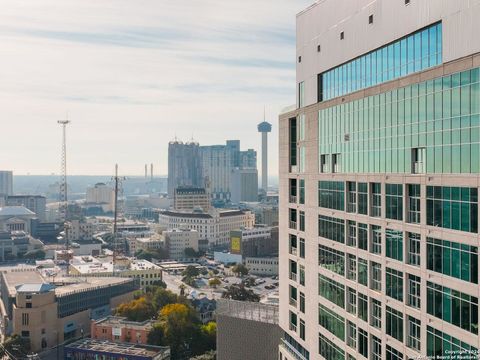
[
  {"x1": 58, "y1": 119, "x2": 70, "y2": 250},
  {"x1": 112, "y1": 164, "x2": 125, "y2": 274}
]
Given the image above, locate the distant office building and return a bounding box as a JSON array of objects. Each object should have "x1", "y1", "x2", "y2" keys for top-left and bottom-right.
[
  {"x1": 200, "y1": 145, "x2": 232, "y2": 201},
  {"x1": 200, "y1": 141, "x2": 257, "y2": 202},
  {"x1": 168, "y1": 140, "x2": 203, "y2": 198},
  {"x1": 158, "y1": 209, "x2": 255, "y2": 246},
  {"x1": 230, "y1": 168, "x2": 258, "y2": 203},
  {"x1": 230, "y1": 226, "x2": 278, "y2": 257},
  {"x1": 125, "y1": 194, "x2": 169, "y2": 219},
  {"x1": 0, "y1": 231, "x2": 44, "y2": 261},
  {"x1": 0, "y1": 171, "x2": 13, "y2": 196},
  {"x1": 6, "y1": 195, "x2": 46, "y2": 222},
  {"x1": 0, "y1": 270, "x2": 138, "y2": 352},
  {"x1": 0, "y1": 206, "x2": 37, "y2": 233},
  {"x1": 31, "y1": 220, "x2": 63, "y2": 243},
  {"x1": 173, "y1": 187, "x2": 210, "y2": 211},
  {"x1": 66, "y1": 219, "x2": 94, "y2": 242},
  {"x1": 0, "y1": 231, "x2": 13, "y2": 261},
  {"x1": 216, "y1": 299, "x2": 281, "y2": 360},
  {"x1": 86, "y1": 183, "x2": 115, "y2": 212},
  {"x1": 244, "y1": 256, "x2": 278, "y2": 276},
  {"x1": 69, "y1": 239, "x2": 102, "y2": 257},
  {"x1": 241, "y1": 202, "x2": 279, "y2": 227},
  {"x1": 239, "y1": 149, "x2": 257, "y2": 169},
  {"x1": 69, "y1": 258, "x2": 162, "y2": 287},
  {"x1": 134, "y1": 236, "x2": 164, "y2": 254},
  {"x1": 65, "y1": 338, "x2": 170, "y2": 360},
  {"x1": 164, "y1": 228, "x2": 199, "y2": 259},
  {"x1": 91, "y1": 316, "x2": 154, "y2": 345}
]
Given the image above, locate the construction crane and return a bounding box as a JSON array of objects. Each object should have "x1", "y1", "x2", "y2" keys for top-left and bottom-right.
[{"x1": 58, "y1": 118, "x2": 71, "y2": 273}]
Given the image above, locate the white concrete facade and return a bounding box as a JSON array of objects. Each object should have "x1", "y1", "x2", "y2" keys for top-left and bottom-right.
[
  {"x1": 230, "y1": 168, "x2": 259, "y2": 204},
  {"x1": 164, "y1": 228, "x2": 199, "y2": 260},
  {"x1": 245, "y1": 257, "x2": 278, "y2": 276},
  {"x1": 280, "y1": 1, "x2": 480, "y2": 360},
  {"x1": 158, "y1": 210, "x2": 255, "y2": 246},
  {"x1": 296, "y1": 0, "x2": 480, "y2": 108}
]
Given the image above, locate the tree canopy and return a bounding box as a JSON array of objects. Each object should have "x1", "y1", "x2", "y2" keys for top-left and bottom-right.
[
  {"x1": 184, "y1": 247, "x2": 200, "y2": 258},
  {"x1": 0, "y1": 335, "x2": 31, "y2": 358},
  {"x1": 116, "y1": 284, "x2": 216, "y2": 360},
  {"x1": 182, "y1": 265, "x2": 200, "y2": 278},
  {"x1": 222, "y1": 284, "x2": 260, "y2": 302},
  {"x1": 135, "y1": 248, "x2": 169, "y2": 261},
  {"x1": 231, "y1": 263, "x2": 249, "y2": 277},
  {"x1": 116, "y1": 296, "x2": 156, "y2": 322},
  {"x1": 208, "y1": 278, "x2": 221, "y2": 288}
]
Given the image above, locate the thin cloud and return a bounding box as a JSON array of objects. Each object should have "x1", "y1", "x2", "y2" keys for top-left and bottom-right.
[{"x1": 0, "y1": 0, "x2": 312, "y2": 176}]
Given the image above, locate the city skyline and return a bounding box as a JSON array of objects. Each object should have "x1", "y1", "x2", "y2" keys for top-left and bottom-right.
[{"x1": 0, "y1": 0, "x2": 312, "y2": 176}]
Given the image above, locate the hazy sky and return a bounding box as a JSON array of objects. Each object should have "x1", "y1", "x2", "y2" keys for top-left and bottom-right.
[{"x1": 0, "y1": 0, "x2": 311, "y2": 176}]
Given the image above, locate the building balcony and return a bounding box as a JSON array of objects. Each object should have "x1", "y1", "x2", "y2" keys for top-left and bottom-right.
[
  {"x1": 289, "y1": 298, "x2": 297, "y2": 307},
  {"x1": 413, "y1": 161, "x2": 425, "y2": 174},
  {"x1": 289, "y1": 323, "x2": 297, "y2": 332},
  {"x1": 280, "y1": 339, "x2": 308, "y2": 360},
  {"x1": 289, "y1": 221, "x2": 297, "y2": 230},
  {"x1": 289, "y1": 247, "x2": 297, "y2": 256},
  {"x1": 289, "y1": 272, "x2": 297, "y2": 281},
  {"x1": 289, "y1": 195, "x2": 297, "y2": 203}
]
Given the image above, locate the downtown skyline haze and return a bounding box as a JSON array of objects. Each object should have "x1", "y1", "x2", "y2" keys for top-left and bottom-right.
[{"x1": 0, "y1": 0, "x2": 312, "y2": 175}]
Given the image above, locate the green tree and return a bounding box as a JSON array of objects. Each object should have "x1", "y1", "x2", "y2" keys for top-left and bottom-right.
[
  {"x1": 152, "y1": 288, "x2": 178, "y2": 312},
  {"x1": 200, "y1": 322, "x2": 216, "y2": 351},
  {"x1": 147, "y1": 323, "x2": 165, "y2": 345},
  {"x1": 184, "y1": 247, "x2": 199, "y2": 258},
  {"x1": 0, "y1": 335, "x2": 31, "y2": 358},
  {"x1": 115, "y1": 296, "x2": 156, "y2": 321},
  {"x1": 182, "y1": 265, "x2": 200, "y2": 278},
  {"x1": 135, "y1": 249, "x2": 153, "y2": 261},
  {"x1": 158, "y1": 303, "x2": 201, "y2": 359},
  {"x1": 135, "y1": 248, "x2": 169, "y2": 261},
  {"x1": 183, "y1": 276, "x2": 198, "y2": 288},
  {"x1": 222, "y1": 284, "x2": 260, "y2": 302},
  {"x1": 231, "y1": 263, "x2": 249, "y2": 277},
  {"x1": 208, "y1": 278, "x2": 221, "y2": 288},
  {"x1": 145, "y1": 280, "x2": 167, "y2": 292}
]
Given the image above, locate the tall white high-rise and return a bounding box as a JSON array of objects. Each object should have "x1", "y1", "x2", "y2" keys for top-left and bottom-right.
[{"x1": 279, "y1": 1, "x2": 480, "y2": 360}]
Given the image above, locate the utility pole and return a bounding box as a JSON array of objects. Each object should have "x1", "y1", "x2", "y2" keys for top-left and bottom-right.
[
  {"x1": 58, "y1": 118, "x2": 71, "y2": 274},
  {"x1": 112, "y1": 164, "x2": 125, "y2": 275}
]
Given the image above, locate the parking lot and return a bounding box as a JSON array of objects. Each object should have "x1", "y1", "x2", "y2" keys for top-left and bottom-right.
[{"x1": 160, "y1": 260, "x2": 279, "y2": 301}]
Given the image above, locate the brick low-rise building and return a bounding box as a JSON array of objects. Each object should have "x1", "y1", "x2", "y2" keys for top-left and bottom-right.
[{"x1": 91, "y1": 316, "x2": 154, "y2": 345}]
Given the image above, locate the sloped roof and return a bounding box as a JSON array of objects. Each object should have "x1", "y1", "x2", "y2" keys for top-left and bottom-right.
[{"x1": 0, "y1": 206, "x2": 36, "y2": 216}]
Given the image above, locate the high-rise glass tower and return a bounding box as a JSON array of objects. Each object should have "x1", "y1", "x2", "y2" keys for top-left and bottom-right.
[
  {"x1": 279, "y1": 1, "x2": 480, "y2": 360},
  {"x1": 0, "y1": 171, "x2": 13, "y2": 196},
  {"x1": 167, "y1": 140, "x2": 203, "y2": 198}
]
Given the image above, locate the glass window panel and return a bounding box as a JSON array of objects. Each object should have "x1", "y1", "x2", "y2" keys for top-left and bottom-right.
[
  {"x1": 422, "y1": 28, "x2": 429, "y2": 69},
  {"x1": 429, "y1": 25, "x2": 437, "y2": 66}
]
